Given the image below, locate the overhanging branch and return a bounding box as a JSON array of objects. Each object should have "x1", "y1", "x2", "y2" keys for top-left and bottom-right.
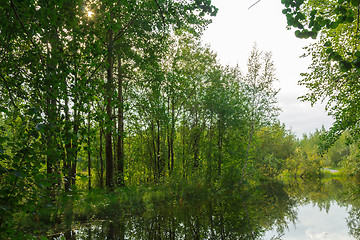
[{"x1": 248, "y1": 0, "x2": 261, "y2": 10}]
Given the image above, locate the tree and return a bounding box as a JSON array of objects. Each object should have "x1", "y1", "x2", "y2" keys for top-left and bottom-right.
[
  {"x1": 281, "y1": 0, "x2": 360, "y2": 149},
  {"x1": 0, "y1": 0, "x2": 219, "y2": 232},
  {"x1": 285, "y1": 129, "x2": 325, "y2": 178},
  {"x1": 254, "y1": 123, "x2": 297, "y2": 178},
  {"x1": 241, "y1": 45, "x2": 280, "y2": 179}
]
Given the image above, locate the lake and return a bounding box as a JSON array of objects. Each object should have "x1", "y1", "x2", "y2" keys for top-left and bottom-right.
[
  {"x1": 265, "y1": 202, "x2": 354, "y2": 239},
  {"x1": 50, "y1": 178, "x2": 360, "y2": 240}
]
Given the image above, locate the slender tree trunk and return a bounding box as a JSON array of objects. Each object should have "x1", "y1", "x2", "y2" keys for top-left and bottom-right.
[
  {"x1": 117, "y1": 54, "x2": 125, "y2": 186},
  {"x1": 45, "y1": 48, "x2": 57, "y2": 200},
  {"x1": 166, "y1": 97, "x2": 175, "y2": 174},
  {"x1": 207, "y1": 114, "x2": 213, "y2": 181},
  {"x1": 112, "y1": 108, "x2": 117, "y2": 182},
  {"x1": 44, "y1": 35, "x2": 58, "y2": 200},
  {"x1": 192, "y1": 110, "x2": 200, "y2": 168},
  {"x1": 167, "y1": 131, "x2": 171, "y2": 172},
  {"x1": 156, "y1": 119, "x2": 161, "y2": 179},
  {"x1": 167, "y1": 97, "x2": 171, "y2": 172},
  {"x1": 152, "y1": 122, "x2": 158, "y2": 181},
  {"x1": 64, "y1": 94, "x2": 71, "y2": 192},
  {"x1": 70, "y1": 72, "x2": 80, "y2": 188},
  {"x1": 87, "y1": 113, "x2": 91, "y2": 190},
  {"x1": 113, "y1": 108, "x2": 117, "y2": 163},
  {"x1": 217, "y1": 119, "x2": 223, "y2": 176},
  {"x1": 170, "y1": 99, "x2": 175, "y2": 172},
  {"x1": 105, "y1": 28, "x2": 114, "y2": 190},
  {"x1": 99, "y1": 125, "x2": 104, "y2": 188},
  {"x1": 182, "y1": 117, "x2": 186, "y2": 179},
  {"x1": 71, "y1": 112, "x2": 79, "y2": 186}
]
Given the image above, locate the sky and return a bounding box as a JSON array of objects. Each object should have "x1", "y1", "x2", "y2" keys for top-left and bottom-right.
[{"x1": 201, "y1": 0, "x2": 334, "y2": 137}]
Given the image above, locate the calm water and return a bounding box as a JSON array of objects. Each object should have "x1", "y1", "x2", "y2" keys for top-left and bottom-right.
[
  {"x1": 265, "y1": 202, "x2": 354, "y2": 239},
  {"x1": 51, "y1": 179, "x2": 360, "y2": 240}
]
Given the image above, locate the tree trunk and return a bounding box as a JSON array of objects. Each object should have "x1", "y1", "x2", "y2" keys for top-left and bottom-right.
[
  {"x1": 64, "y1": 94, "x2": 72, "y2": 192},
  {"x1": 217, "y1": 120, "x2": 223, "y2": 176},
  {"x1": 99, "y1": 125, "x2": 104, "y2": 188},
  {"x1": 105, "y1": 28, "x2": 114, "y2": 190},
  {"x1": 87, "y1": 113, "x2": 91, "y2": 190},
  {"x1": 156, "y1": 119, "x2": 162, "y2": 179},
  {"x1": 207, "y1": 114, "x2": 214, "y2": 181},
  {"x1": 117, "y1": 54, "x2": 125, "y2": 186},
  {"x1": 182, "y1": 117, "x2": 186, "y2": 179},
  {"x1": 170, "y1": 99, "x2": 175, "y2": 172},
  {"x1": 71, "y1": 113, "x2": 79, "y2": 186}
]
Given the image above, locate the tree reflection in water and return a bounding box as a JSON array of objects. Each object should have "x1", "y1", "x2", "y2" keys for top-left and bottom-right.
[
  {"x1": 51, "y1": 178, "x2": 360, "y2": 240},
  {"x1": 51, "y1": 181, "x2": 298, "y2": 240}
]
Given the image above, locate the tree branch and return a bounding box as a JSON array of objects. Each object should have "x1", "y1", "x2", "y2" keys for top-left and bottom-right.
[
  {"x1": 248, "y1": 0, "x2": 261, "y2": 10},
  {"x1": 9, "y1": 1, "x2": 45, "y2": 62},
  {"x1": 113, "y1": 0, "x2": 148, "y2": 43},
  {"x1": 154, "y1": 0, "x2": 166, "y2": 40}
]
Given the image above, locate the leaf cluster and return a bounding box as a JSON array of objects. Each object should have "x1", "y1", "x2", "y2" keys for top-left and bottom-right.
[{"x1": 282, "y1": 0, "x2": 360, "y2": 72}]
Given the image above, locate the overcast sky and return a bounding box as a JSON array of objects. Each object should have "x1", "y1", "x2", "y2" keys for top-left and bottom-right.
[{"x1": 201, "y1": 0, "x2": 334, "y2": 137}]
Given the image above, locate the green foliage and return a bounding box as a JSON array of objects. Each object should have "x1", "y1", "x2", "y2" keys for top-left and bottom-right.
[
  {"x1": 240, "y1": 45, "x2": 282, "y2": 180},
  {"x1": 324, "y1": 131, "x2": 351, "y2": 168},
  {"x1": 284, "y1": 129, "x2": 326, "y2": 178},
  {"x1": 282, "y1": 0, "x2": 360, "y2": 71},
  {"x1": 253, "y1": 124, "x2": 297, "y2": 179},
  {"x1": 283, "y1": 0, "x2": 360, "y2": 174},
  {"x1": 0, "y1": 0, "x2": 300, "y2": 236}
]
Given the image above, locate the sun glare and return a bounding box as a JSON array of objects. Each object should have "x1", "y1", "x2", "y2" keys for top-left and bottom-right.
[{"x1": 87, "y1": 10, "x2": 94, "y2": 18}]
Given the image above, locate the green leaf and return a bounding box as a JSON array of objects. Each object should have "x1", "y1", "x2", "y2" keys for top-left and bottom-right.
[
  {"x1": 346, "y1": 15, "x2": 355, "y2": 23},
  {"x1": 333, "y1": 54, "x2": 343, "y2": 61},
  {"x1": 338, "y1": 15, "x2": 347, "y2": 24},
  {"x1": 328, "y1": 52, "x2": 336, "y2": 60},
  {"x1": 0, "y1": 136, "x2": 7, "y2": 144},
  {"x1": 353, "y1": 59, "x2": 360, "y2": 69},
  {"x1": 355, "y1": 51, "x2": 360, "y2": 58},
  {"x1": 339, "y1": 60, "x2": 352, "y2": 72},
  {"x1": 324, "y1": 41, "x2": 332, "y2": 47},
  {"x1": 329, "y1": 21, "x2": 339, "y2": 29},
  {"x1": 309, "y1": 31, "x2": 318, "y2": 39},
  {"x1": 338, "y1": 6, "x2": 347, "y2": 15},
  {"x1": 296, "y1": 12, "x2": 306, "y2": 21},
  {"x1": 310, "y1": 9, "x2": 317, "y2": 17},
  {"x1": 319, "y1": 19, "x2": 327, "y2": 28},
  {"x1": 0, "y1": 107, "x2": 8, "y2": 114},
  {"x1": 325, "y1": 48, "x2": 333, "y2": 54},
  {"x1": 350, "y1": 0, "x2": 360, "y2": 7}
]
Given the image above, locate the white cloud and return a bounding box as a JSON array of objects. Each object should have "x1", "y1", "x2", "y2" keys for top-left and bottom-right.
[{"x1": 201, "y1": 0, "x2": 333, "y2": 136}]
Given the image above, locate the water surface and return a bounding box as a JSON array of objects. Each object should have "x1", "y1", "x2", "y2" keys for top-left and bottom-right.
[
  {"x1": 265, "y1": 202, "x2": 354, "y2": 239},
  {"x1": 50, "y1": 178, "x2": 360, "y2": 240}
]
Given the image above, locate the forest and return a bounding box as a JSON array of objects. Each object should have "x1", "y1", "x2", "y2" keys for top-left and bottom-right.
[{"x1": 1, "y1": 0, "x2": 360, "y2": 239}]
